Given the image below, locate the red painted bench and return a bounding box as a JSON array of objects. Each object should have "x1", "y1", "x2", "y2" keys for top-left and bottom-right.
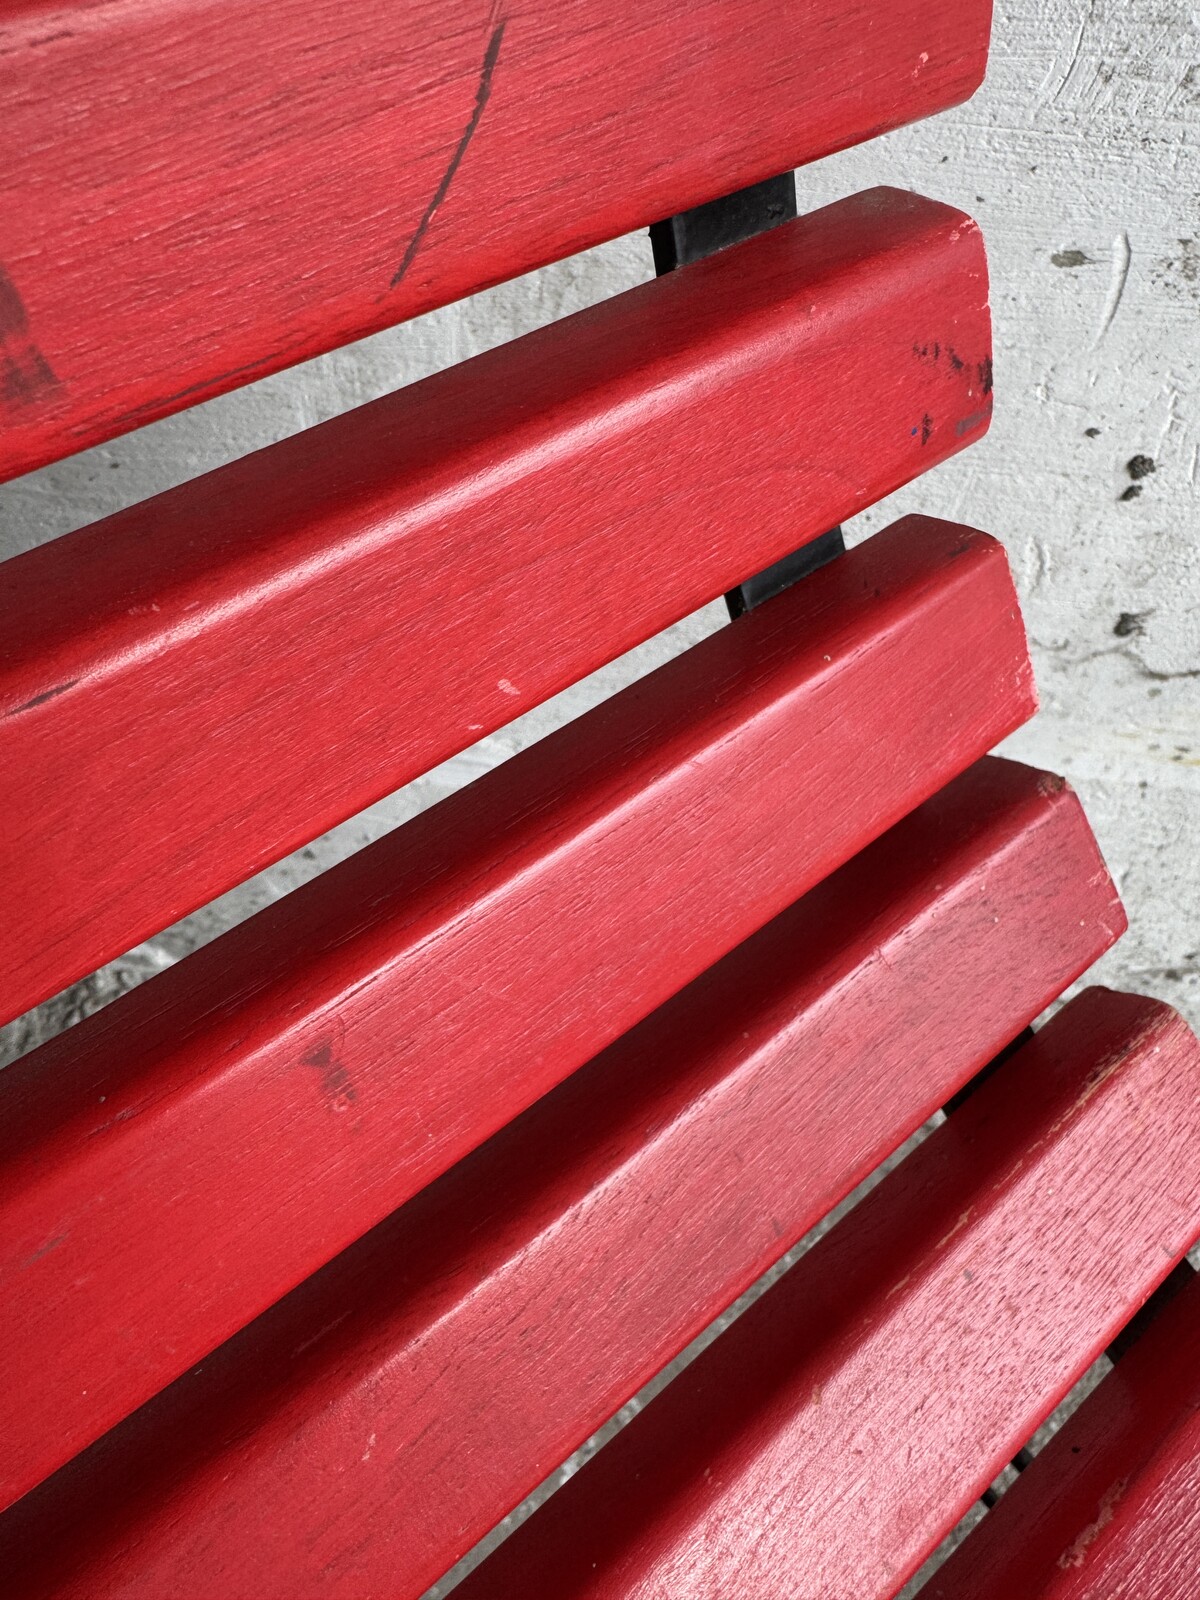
[
  {"x1": 451, "y1": 991, "x2": 1200, "y2": 1600},
  {"x1": 1, "y1": 1, "x2": 1195, "y2": 1596},
  {"x1": 0, "y1": 187, "x2": 993, "y2": 1027},
  {"x1": 927, "y1": 1254, "x2": 1200, "y2": 1597}
]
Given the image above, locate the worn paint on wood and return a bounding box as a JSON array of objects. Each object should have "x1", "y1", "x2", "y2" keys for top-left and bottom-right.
[
  {"x1": 0, "y1": 756, "x2": 1122, "y2": 1597},
  {"x1": 0, "y1": 188, "x2": 993, "y2": 1027},
  {"x1": 0, "y1": 516, "x2": 1032, "y2": 1512},
  {"x1": 0, "y1": 0, "x2": 993, "y2": 479},
  {"x1": 456, "y1": 990, "x2": 1200, "y2": 1600},
  {"x1": 927, "y1": 1259, "x2": 1200, "y2": 1597}
]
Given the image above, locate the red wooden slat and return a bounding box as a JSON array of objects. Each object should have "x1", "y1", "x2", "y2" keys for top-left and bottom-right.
[
  {"x1": 0, "y1": 0, "x2": 993, "y2": 480},
  {"x1": 928, "y1": 1263, "x2": 1200, "y2": 1598},
  {"x1": 0, "y1": 514, "x2": 1031, "y2": 1511},
  {"x1": 0, "y1": 187, "x2": 994, "y2": 1027},
  {"x1": 0, "y1": 755, "x2": 1122, "y2": 1599},
  {"x1": 456, "y1": 990, "x2": 1200, "y2": 1600}
]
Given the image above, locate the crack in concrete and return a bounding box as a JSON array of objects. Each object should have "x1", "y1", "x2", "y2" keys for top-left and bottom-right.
[
  {"x1": 1095, "y1": 230, "x2": 1132, "y2": 344},
  {"x1": 1029, "y1": 638, "x2": 1200, "y2": 682}
]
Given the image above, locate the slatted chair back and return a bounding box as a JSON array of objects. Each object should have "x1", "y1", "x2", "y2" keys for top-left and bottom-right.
[
  {"x1": 0, "y1": 1, "x2": 993, "y2": 478},
  {"x1": 1, "y1": 3, "x2": 1196, "y2": 1598},
  {"x1": 927, "y1": 1257, "x2": 1200, "y2": 1598}
]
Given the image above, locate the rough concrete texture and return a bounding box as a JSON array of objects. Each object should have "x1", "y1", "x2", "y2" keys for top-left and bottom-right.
[{"x1": 1, "y1": 0, "x2": 1196, "y2": 1067}]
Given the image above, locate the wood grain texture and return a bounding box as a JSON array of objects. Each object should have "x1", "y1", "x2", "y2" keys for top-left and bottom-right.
[
  {"x1": 927, "y1": 1262, "x2": 1200, "y2": 1598},
  {"x1": 0, "y1": 0, "x2": 993, "y2": 479},
  {"x1": 0, "y1": 187, "x2": 994, "y2": 1027},
  {"x1": 456, "y1": 990, "x2": 1200, "y2": 1600},
  {"x1": 0, "y1": 755, "x2": 1123, "y2": 1599},
  {"x1": 0, "y1": 515, "x2": 1032, "y2": 1513}
]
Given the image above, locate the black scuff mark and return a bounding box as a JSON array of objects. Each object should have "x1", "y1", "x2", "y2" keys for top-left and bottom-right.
[
  {"x1": 301, "y1": 1035, "x2": 358, "y2": 1114},
  {"x1": 956, "y1": 405, "x2": 992, "y2": 437},
  {"x1": 22, "y1": 1232, "x2": 67, "y2": 1268},
  {"x1": 6, "y1": 678, "x2": 80, "y2": 717},
  {"x1": 0, "y1": 263, "x2": 61, "y2": 409},
  {"x1": 978, "y1": 356, "x2": 993, "y2": 395},
  {"x1": 137, "y1": 355, "x2": 285, "y2": 425},
  {"x1": 920, "y1": 414, "x2": 933, "y2": 446},
  {"x1": 388, "y1": 14, "x2": 508, "y2": 291}
]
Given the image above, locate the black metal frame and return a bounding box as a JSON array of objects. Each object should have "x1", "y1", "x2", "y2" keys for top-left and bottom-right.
[{"x1": 649, "y1": 173, "x2": 847, "y2": 621}]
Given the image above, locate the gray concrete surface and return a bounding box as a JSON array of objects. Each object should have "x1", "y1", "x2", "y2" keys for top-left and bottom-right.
[{"x1": 0, "y1": 0, "x2": 1196, "y2": 1588}]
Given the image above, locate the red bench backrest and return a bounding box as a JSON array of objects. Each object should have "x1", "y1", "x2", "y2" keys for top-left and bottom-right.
[{"x1": 2, "y1": 3, "x2": 1196, "y2": 1597}]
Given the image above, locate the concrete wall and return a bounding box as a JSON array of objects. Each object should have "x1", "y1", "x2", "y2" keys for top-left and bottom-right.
[{"x1": 1, "y1": 0, "x2": 1196, "y2": 1066}]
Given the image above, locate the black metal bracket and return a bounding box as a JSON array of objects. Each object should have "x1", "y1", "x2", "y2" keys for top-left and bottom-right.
[
  {"x1": 649, "y1": 172, "x2": 846, "y2": 621},
  {"x1": 649, "y1": 172, "x2": 798, "y2": 274},
  {"x1": 723, "y1": 529, "x2": 847, "y2": 619}
]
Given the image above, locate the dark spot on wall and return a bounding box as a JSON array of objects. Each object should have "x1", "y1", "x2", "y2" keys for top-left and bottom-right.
[
  {"x1": 1085, "y1": 427, "x2": 1101, "y2": 438},
  {"x1": 978, "y1": 356, "x2": 993, "y2": 395},
  {"x1": 1150, "y1": 240, "x2": 1200, "y2": 307},
  {"x1": 1155, "y1": 238, "x2": 1199, "y2": 286},
  {"x1": 1114, "y1": 611, "x2": 1149, "y2": 638},
  {"x1": 948, "y1": 349, "x2": 965, "y2": 372},
  {"x1": 921, "y1": 414, "x2": 933, "y2": 445},
  {"x1": 1120, "y1": 484, "x2": 1143, "y2": 502},
  {"x1": 1051, "y1": 249, "x2": 1094, "y2": 268},
  {"x1": 1127, "y1": 454, "x2": 1156, "y2": 480}
]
